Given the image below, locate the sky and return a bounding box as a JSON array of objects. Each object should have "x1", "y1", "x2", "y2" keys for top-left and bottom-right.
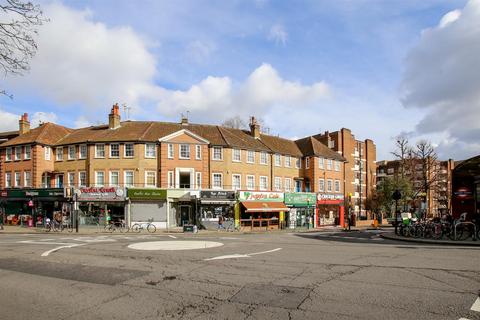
[{"x1": 1, "y1": 0, "x2": 478, "y2": 161}]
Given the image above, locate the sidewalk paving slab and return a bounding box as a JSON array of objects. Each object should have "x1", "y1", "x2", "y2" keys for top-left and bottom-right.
[{"x1": 381, "y1": 232, "x2": 480, "y2": 246}]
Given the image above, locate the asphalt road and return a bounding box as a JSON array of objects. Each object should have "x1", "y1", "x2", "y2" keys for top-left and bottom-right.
[{"x1": 0, "y1": 229, "x2": 479, "y2": 320}]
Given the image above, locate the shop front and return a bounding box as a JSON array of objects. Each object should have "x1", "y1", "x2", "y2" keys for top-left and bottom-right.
[
  {"x1": 0, "y1": 188, "x2": 67, "y2": 226},
  {"x1": 74, "y1": 187, "x2": 126, "y2": 226},
  {"x1": 284, "y1": 192, "x2": 316, "y2": 229},
  {"x1": 167, "y1": 190, "x2": 199, "y2": 227},
  {"x1": 452, "y1": 155, "x2": 480, "y2": 219},
  {"x1": 199, "y1": 190, "x2": 235, "y2": 229},
  {"x1": 236, "y1": 191, "x2": 288, "y2": 231},
  {"x1": 317, "y1": 193, "x2": 345, "y2": 227},
  {"x1": 127, "y1": 188, "x2": 167, "y2": 228}
]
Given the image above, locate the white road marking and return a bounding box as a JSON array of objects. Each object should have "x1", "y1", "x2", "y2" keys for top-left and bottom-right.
[
  {"x1": 168, "y1": 235, "x2": 177, "y2": 239},
  {"x1": 471, "y1": 297, "x2": 480, "y2": 312},
  {"x1": 19, "y1": 240, "x2": 72, "y2": 245},
  {"x1": 459, "y1": 318, "x2": 470, "y2": 320},
  {"x1": 41, "y1": 243, "x2": 86, "y2": 257},
  {"x1": 204, "y1": 248, "x2": 282, "y2": 261},
  {"x1": 128, "y1": 240, "x2": 223, "y2": 251}
]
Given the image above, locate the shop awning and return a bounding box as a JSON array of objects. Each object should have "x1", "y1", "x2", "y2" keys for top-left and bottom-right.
[{"x1": 241, "y1": 201, "x2": 290, "y2": 212}]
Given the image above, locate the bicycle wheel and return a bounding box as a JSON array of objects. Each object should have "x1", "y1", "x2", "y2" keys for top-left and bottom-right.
[
  {"x1": 147, "y1": 223, "x2": 156, "y2": 233},
  {"x1": 104, "y1": 225, "x2": 114, "y2": 233},
  {"x1": 131, "y1": 224, "x2": 141, "y2": 233},
  {"x1": 45, "y1": 224, "x2": 51, "y2": 232},
  {"x1": 120, "y1": 224, "x2": 129, "y2": 233},
  {"x1": 423, "y1": 225, "x2": 433, "y2": 239},
  {"x1": 432, "y1": 224, "x2": 442, "y2": 240},
  {"x1": 67, "y1": 224, "x2": 74, "y2": 233}
]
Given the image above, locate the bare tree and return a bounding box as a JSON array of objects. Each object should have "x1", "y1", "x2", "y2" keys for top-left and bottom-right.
[
  {"x1": 221, "y1": 116, "x2": 247, "y2": 130},
  {"x1": 0, "y1": 0, "x2": 47, "y2": 97},
  {"x1": 391, "y1": 135, "x2": 415, "y2": 211},
  {"x1": 412, "y1": 140, "x2": 439, "y2": 218}
]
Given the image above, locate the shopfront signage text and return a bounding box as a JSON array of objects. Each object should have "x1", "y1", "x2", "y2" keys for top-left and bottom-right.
[
  {"x1": 201, "y1": 191, "x2": 235, "y2": 200},
  {"x1": 127, "y1": 188, "x2": 167, "y2": 200},
  {"x1": 284, "y1": 193, "x2": 316, "y2": 206},
  {"x1": 317, "y1": 193, "x2": 344, "y2": 201},
  {"x1": 76, "y1": 187, "x2": 125, "y2": 201},
  {"x1": 237, "y1": 191, "x2": 284, "y2": 202}
]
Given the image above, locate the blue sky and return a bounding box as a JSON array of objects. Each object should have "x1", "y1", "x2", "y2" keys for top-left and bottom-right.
[{"x1": 1, "y1": 0, "x2": 478, "y2": 160}]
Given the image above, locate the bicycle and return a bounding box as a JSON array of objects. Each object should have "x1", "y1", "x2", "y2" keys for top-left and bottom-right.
[
  {"x1": 131, "y1": 220, "x2": 156, "y2": 233},
  {"x1": 224, "y1": 218, "x2": 239, "y2": 232},
  {"x1": 104, "y1": 221, "x2": 129, "y2": 233}
]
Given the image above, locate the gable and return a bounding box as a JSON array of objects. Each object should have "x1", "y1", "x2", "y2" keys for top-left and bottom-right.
[{"x1": 158, "y1": 129, "x2": 209, "y2": 144}]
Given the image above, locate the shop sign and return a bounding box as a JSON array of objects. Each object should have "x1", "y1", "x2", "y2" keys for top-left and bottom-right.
[
  {"x1": 0, "y1": 188, "x2": 64, "y2": 199},
  {"x1": 284, "y1": 193, "x2": 316, "y2": 206},
  {"x1": 317, "y1": 193, "x2": 344, "y2": 201},
  {"x1": 454, "y1": 187, "x2": 473, "y2": 199},
  {"x1": 75, "y1": 187, "x2": 125, "y2": 201},
  {"x1": 237, "y1": 191, "x2": 283, "y2": 202},
  {"x1": 127, "y1": 188, "x2": 167, "y2": 200},
  {"x1": 201, "y1": 191, "x2": 235, "y2": 200}
]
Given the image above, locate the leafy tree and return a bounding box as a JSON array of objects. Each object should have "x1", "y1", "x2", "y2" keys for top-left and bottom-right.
[{"x1": 0, "y1": 0, "x2": 47, "y2": 97}]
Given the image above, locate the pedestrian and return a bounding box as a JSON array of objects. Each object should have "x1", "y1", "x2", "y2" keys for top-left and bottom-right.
[{"x1": 218, "y1": 215, "x2": 225, "y2": 230}]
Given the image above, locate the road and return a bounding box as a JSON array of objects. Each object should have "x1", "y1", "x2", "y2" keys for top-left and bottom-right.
[{"x1": 0, "y1": 229, "x2": 479, "y2": 320}]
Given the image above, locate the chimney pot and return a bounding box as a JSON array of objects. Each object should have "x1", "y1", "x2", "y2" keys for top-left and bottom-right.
[
  {"x1": 19, "y1": 112, "x2": 30, "y2": 135},
  {"x1": 109, "y1": 103, "x2": 121, "y2": 129},
  {"x1": 249, "y1": 116, "x2": 260, "y2": 139}
]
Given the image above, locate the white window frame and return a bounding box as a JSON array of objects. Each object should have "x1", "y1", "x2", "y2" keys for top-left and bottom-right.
[
  {"x1": 145, "y1": 143, "x2": 156, "y2": 158},
  {"x1": 95, "y1": 144, "x2": 105, "y2": 158},
  {"x1": 168, "y1": 144, "x2": 174, "y2": 159},
  {"x1": 195, "y1": 145, "x2": 201, "y2": 160},
  {"x1": 95, "y1": 171, "x2": 105, "y2": 187},
  {"x1": 212, "y1": 146, "x2": 223, "y2": 160},
  {"x1": 274, "y1": 177, "x2": 282, "y2": 191},
  {"x1": 247, "y1": 175, "x2": 256, "y2": 190},
  {"x1": 306, "y1": 157, "x2": 310, "y2": 169},
  {"x1": 24, "y1": 171, "x2": 31, "y2": 187},
  {"x1": 110, "y1": 143, "x2": 120, "y2": 158},
  {"x1": 319, "y1": 157, "x2": 324, "y2": 169},
  {"x1": 68, "y1": 145, "x2": 76, "y2": 160},
  {"x1": 24, "y1": 145, "x2": 31, "y2": 160},
  {"x1": 259, "y1": 176, "x2": 268, "y2": 191},
  {"x1": 212, "y1": 173, "x2": 223, "y2": 189},
  {"x1": 334, "y1": 160, "x2": 340, "y2": 172},
  {"x1": 67, "y1": 172, "x2": 75, "y2": 187},
  {"x1": 319, "y1": 179, "x2": 325, "y2": 192},
  {"x1": 296, "y1": 158, "x2": 301, "y2": 169},
  {"x1": 327, "y1": 159, "x2": 333, "y2": 170},
  {"x1": 6, "y1": 148, "x2": 12, "y2": 161},
  {"x1": 5, "y1": 172, "x2": 11, "y2": 188},
  {"x1": 124, "y1": 171, "x2": 134, "y2": 187},
  {"x1": 285, "y1": 155, "x2": 291, "y2": 168},
  {"x1": 196, "y1": 172, "x2": 202, "y2": 189},
  {"x1": 260, "y1": 152, "x2": 268, "y2": 165},
  {"x1": 285, "y1": 178, "x2": 292, "y2": 192},
  {"x1": 335, "y1": 179, "x2": 341, "y2": 192},
  {"x1": 232, "y1": 148, "x2": 241, "y2": 162},
  {"x1": 327, "y1": 179, "x2": 333, "y2": 192},
  {"x1": 79, "y1": 171, "x2": 87, "y2": 187},
  {"x1": 55, "y1": 147, "x2": 63, "y2": 161},
  {"x1": 179, "y1": 144, "x2": 190, "y2": 159},
  {"x1": 110, "y1": 171, "x2": 120, "y2": 187},
  {"x1": 167, "y1": 171, "x2": 174, "y2": 188},
  {"x1": 247, "y1": 150, "x2": 255, "y2": 164},
  {"x1": 79, "y1": 144, "x2": 87, "y2": 159},
  {"x1": 232, "y1": 174, "x2": 241, "y2": 190},
  {"x1": 124, "y1": 143, "x2": 134, "y2": 158},
  {"x1": 45, "y1": 146, "x2": 51, "y2": 161},
  {"x1": 145, "y1": 171, "x2": 157, "y2": 187},
  {"x1": 55, "y1": 174, "x2": 64, "y2": 188},
  {"x1": 274, "y1": 154, "x2": 281, "y2": 167},
  {"x1": 14, "y1": 146, "x2": 21, "y2": 161},
  {"x1": 16, "y1": 171, "x2": 23, "y2": 186}
]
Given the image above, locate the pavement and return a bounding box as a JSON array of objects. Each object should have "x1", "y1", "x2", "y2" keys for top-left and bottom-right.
[
  {"x1": 0, "y1": 229, "x2": 479, "y2": 319},
  {"x1": 382, "y1": 232, "x2": 480, "y2": 246}
]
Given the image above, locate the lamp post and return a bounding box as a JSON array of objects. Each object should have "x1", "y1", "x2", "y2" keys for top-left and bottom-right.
[{"x1": 392, "y1": 189, "x2": 402, "y2": 235}]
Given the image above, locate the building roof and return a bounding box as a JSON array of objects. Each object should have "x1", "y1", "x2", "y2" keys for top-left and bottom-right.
[
  {"x1": 259, "y1": 133, "x2": 303, "y2": 157},
  {"x1": 0, "y1": 130, "x2": 19, "y2": 141},
  {"x1": 295, "y1": 136, "x2": 346, "y2": 161},
  {"x1": 0, "y1": 123, "x2": 72, "y2": 147}
]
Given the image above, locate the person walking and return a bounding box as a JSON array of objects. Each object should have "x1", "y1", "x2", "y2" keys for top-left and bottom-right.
[{"x1": 218, "y1": 215, "x2": 225, "y2": 230}]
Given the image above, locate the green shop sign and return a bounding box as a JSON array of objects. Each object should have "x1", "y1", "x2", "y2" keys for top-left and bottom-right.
[
  {"x1": 284, "y1": 192, "x2": 316, "y2": 207},
  {"x1": 127, "y1": 188, "x2": 167, "y2": 200}
]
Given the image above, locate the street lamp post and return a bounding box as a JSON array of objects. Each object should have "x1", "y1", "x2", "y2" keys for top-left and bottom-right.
[{"x1": 393, "y1": 190, "x2": 402, "y2": 235}]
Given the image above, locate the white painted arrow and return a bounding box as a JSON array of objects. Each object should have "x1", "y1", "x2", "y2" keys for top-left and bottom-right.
[
  {"x1": 204, "y1": 248, "x2": 282, "y2": 261},
  {"x1": 471, "y1": 297, "x2": 480, "y2": 312}
]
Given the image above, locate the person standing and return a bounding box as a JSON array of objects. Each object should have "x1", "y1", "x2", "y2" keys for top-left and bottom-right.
[{"x1": 218, "y1": 215, "x2": 225, "y2": 230}]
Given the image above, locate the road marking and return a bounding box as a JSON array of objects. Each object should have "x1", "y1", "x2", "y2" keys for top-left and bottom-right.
[
  {"x1": 41, "y1": 243, "x2": 85, "y2": 257},
  {"x1": 204, "y1": 248, "x2": 282, "y2": 261},
  {"x1": 19, "y1": 240, "x2": 73, "y2": 245},
  {"x1": 168, "y1": 235, "x2": 177, "y2": 239},
  {"x1": 471, "y1": 297, "x2": 480, "y2": 312},
  {"x1": 128, "y1": 240, "x2": 223, "y2": 251}
]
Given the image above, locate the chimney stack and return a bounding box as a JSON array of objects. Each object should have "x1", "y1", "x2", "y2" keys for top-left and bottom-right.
[
  {"x1": 109, "y1": 103, "x2": 121, "y2": 129},
  {"x1": 180, "y1": 114, "x2": 189, "y2": 126},
  {"x1": 249, "y1": 116, "x2": 260, "y2": 139},
  {"x1": 19, "y1": 113, "x2": 30, "y2": 135}
]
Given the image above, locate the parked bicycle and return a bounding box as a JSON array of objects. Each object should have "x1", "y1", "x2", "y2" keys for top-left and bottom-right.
[
  {"x1": 131, "y1": 219, "x2": 156, "y2": 233},
  {"x1": 45, "y1": 220, "x2": 73, "y2": 233},
  {"x1": 104, "y1": 220, "x2": 129, "y2": 233}
]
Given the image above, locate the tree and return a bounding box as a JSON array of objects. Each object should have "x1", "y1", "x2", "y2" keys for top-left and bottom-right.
[
  {"x1": 391, "y1": 135, "x2": 415, "y2": 211},
  {"x1": 369, "y1": 176, "x2": 413, "y2": 218},
  {"x1": 0, "y1": 0, "x2": 47, "y2": 97},
  {"x1": 412, "y1": 140, "x2": 439, "y2": 218},
  {"x1": 221, "y1": 116, "x2": 247, "y2": 130}
]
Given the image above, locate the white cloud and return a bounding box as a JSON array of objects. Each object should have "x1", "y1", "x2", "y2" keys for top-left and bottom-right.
[
  {"x1": 7, "y1": 3, "x2": 157, "y2": 109},
  {"x1": 74, "y1": 115, "x2": 92, "y2": 128},
  {"x1": 400, "y1": 0, "x2": 480, "y2": 160},
  {"x1": 0, "y1": 109, "x2": 19, "y2": 132},
  {"x1": 31, "y1": 111, "x2": 58, "y2": 127},
  {"x1": 156, "y1": 63, "x2": 330, "y2": 123},
  {"x1": 185, "y1": 40, "x2": 216, "y2": 63},
  {"x1": 268, "y1": 24, "x2": 288, "y2": 46}
]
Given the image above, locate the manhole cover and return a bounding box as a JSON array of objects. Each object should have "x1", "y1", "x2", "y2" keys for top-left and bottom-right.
[
  {"x1": 128, "y1": 241, "x2": 224, "y2": 251},
  {"x1": 233, "y1": 284, "x2": 310, "y2": 309}
]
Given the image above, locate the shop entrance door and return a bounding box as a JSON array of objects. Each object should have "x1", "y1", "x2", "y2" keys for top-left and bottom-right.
[{"x1": 179, "y1": 205, "x2": 191, "y2": 226}]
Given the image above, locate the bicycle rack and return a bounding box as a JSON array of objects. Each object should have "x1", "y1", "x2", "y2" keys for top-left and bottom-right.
[{"x1": 454, "y1": 222, "x2": 477, "y2": 241}]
